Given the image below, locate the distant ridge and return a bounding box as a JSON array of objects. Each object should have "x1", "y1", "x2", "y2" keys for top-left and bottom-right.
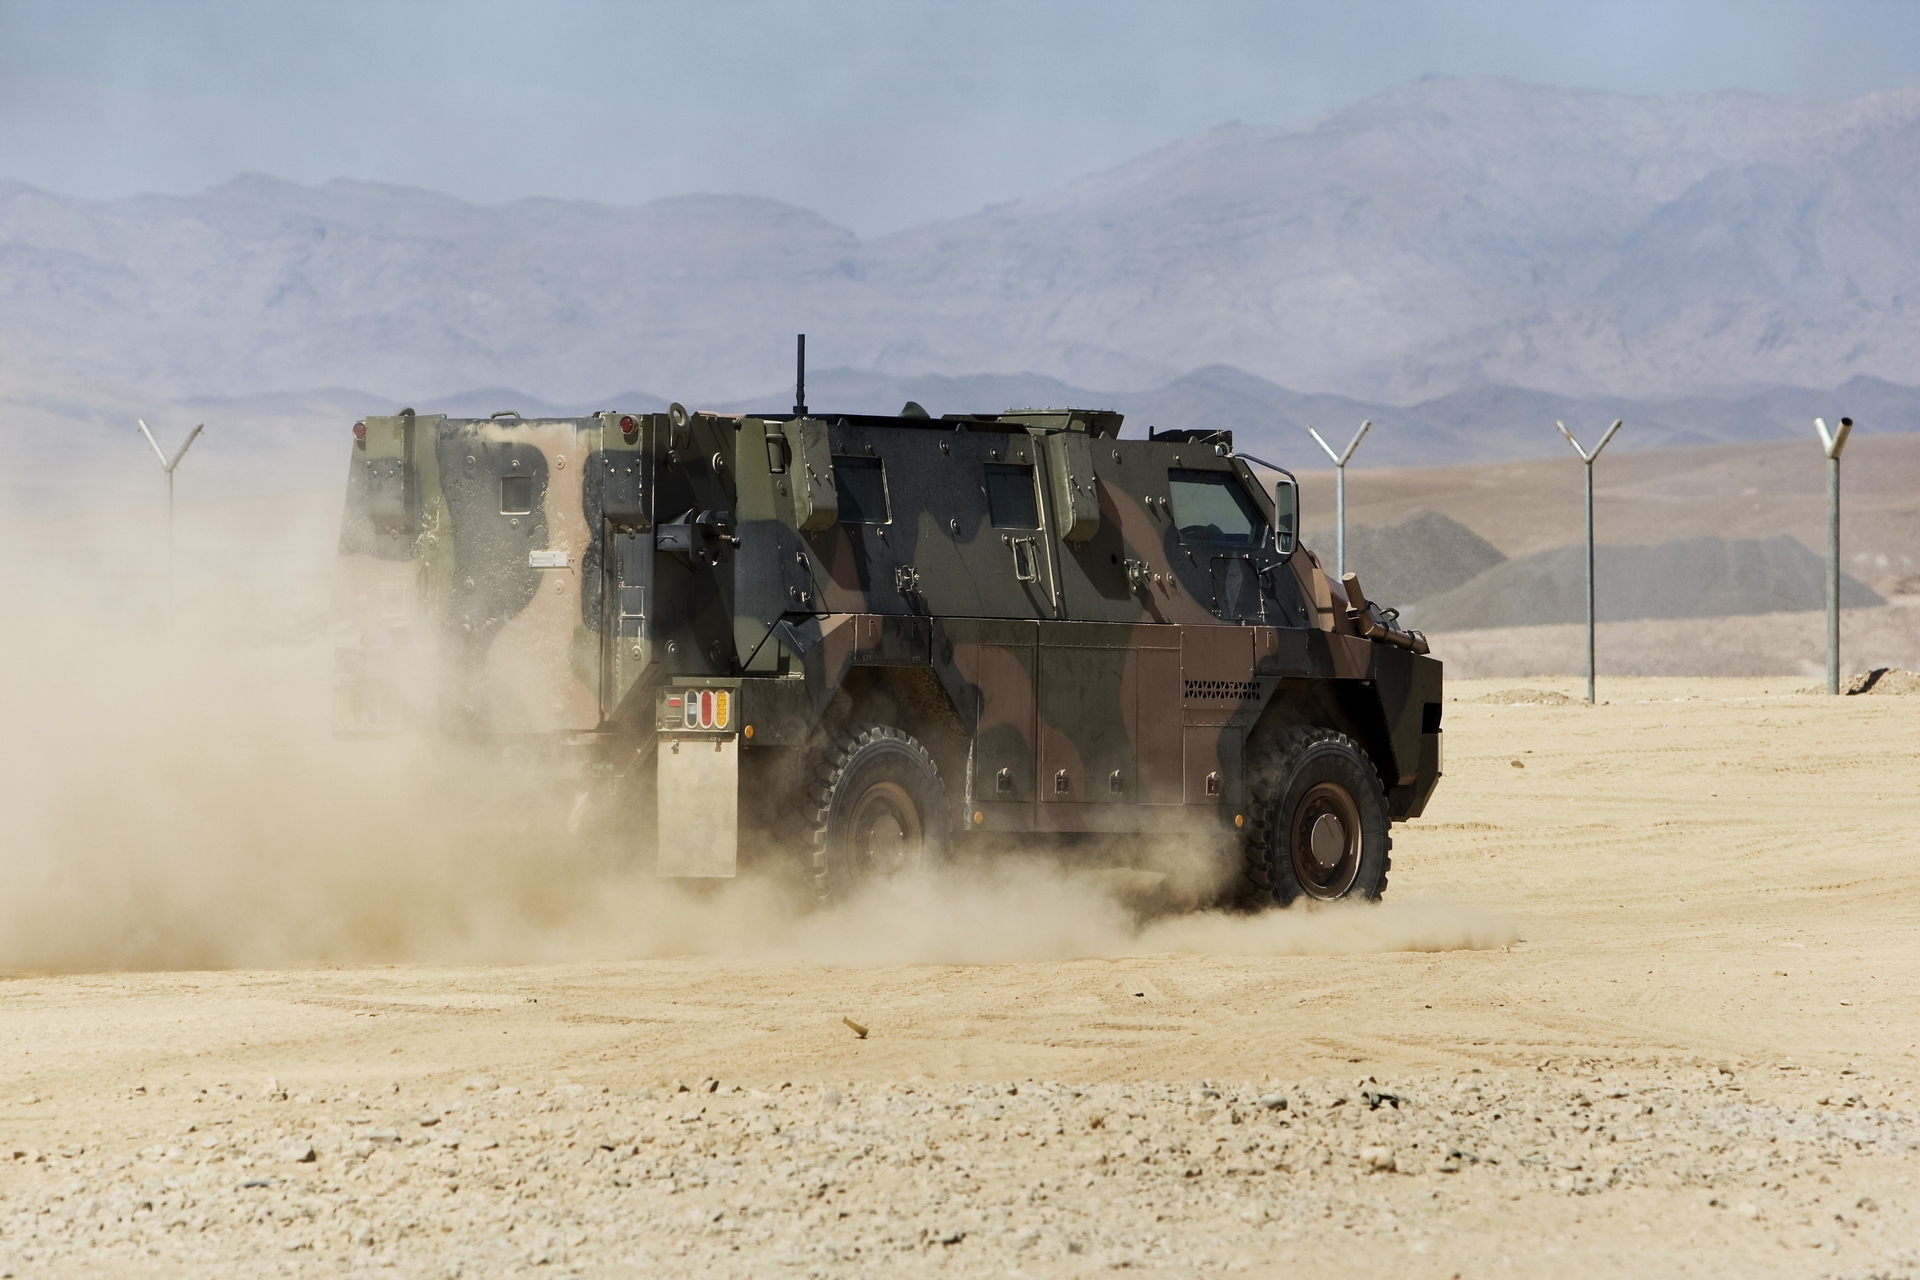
[
  {"x1": 1402, "y1": 535, "x2": 1884, "y2": 630},
  {"x1": 5, "y1": 76, "x2": 1920, "y2": 411}
]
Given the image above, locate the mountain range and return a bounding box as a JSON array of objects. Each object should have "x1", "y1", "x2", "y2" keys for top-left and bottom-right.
[{"x1": 4, "y1": 74, "x2": 1918, "y2": 492}]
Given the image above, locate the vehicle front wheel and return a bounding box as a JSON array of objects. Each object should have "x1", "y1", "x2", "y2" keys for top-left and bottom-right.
[
  {"x1": 803, "y1": 724, "x2": 948, "y2": 901},
  {"x1": 1243, "y1": 727, "x2": 1391, "y2": 906}
]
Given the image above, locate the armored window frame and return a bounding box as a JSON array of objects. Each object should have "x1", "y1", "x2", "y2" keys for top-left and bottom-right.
[
  {"x1": 1168, "y1": 468, "x2": 1266, "y2": 547},
  {"x1": 984, "y1": 462, "x2": 1040, "y2": 530},
  {"x1": 500, "y1": 475, "x2": 534, "y2": 515},
  {"x1": 832, "y1": 455, "x2": 890, "y2": 524}
]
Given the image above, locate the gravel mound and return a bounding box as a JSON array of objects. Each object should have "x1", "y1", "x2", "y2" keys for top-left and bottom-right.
[
  {"x1": 1850, "y1": 667, "x2": 1920, "y2": 695},
  {"x1": 1403, "y1": 535, "x2": 1884, "y2": 631},
  {"x1": 1301, "y1": 508, "x2": 1506, "y2": 608},
  {"x1": 3, "y1": 1071, "x2": 1912, "y2": 1276},
  {"x1": 1803, "y1": 667, "x2": 1920, "y2": 696},
  {"x1": 1876, "y1": 573, "x2": 1920, "y2": 597},
  {"x1": 1474, "y1": 688, "x2": 1580, "y2": 705}
]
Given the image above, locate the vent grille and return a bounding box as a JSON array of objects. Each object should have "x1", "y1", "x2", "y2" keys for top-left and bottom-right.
[{"x1": 1184, "y1": 679, "x2": 1259, "y2": 701}]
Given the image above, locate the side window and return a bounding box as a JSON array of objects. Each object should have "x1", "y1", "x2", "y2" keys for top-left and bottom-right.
[
  {"x1": 834, "y1": 456, "x2": 889, "y2": 523},
  {"x1": 985, "y1": 463, "x2": 1039, "y2": 529},
  {"x1": 500, "y1": 475, "x2": 533, "y2": 514},
  {"x1": 1168, "y1": 468, "x2": 1266, "y2": 547}
]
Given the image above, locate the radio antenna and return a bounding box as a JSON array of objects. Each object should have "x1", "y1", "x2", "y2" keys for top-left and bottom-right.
[{"x1": 794, "y1": 333, "x2": 807, "y2": 417}]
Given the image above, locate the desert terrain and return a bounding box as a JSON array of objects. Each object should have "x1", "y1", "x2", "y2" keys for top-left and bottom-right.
[
  {"x1": 3, "y1": 674, "x2": 1916, "y2": 1278},
  {"x1": 3, "y1": 455, "x2": 1918, "y2": 1278}
]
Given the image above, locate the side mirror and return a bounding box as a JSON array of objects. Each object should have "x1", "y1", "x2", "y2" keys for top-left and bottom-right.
[{"x1": 1271, "y1": 475, "x2": 1297, "y2": 555}]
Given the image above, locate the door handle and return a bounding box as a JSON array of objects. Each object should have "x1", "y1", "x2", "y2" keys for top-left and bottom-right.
[{"x1": 1007, "y1": 536, "x2": 1040, "y2": 583}]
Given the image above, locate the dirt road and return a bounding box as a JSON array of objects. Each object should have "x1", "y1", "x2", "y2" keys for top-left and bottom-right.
[{"x1": 3, "y1": 678, "x2": 1916, "y2": 1277}]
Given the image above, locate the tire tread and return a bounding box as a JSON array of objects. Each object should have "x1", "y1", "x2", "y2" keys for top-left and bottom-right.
[
  {"x1": 1242, "y1": 726, "x2": 1392, "y2": 907},
  {"x1": 800, "y1": 723, "x2": 943, "y2": 900}
]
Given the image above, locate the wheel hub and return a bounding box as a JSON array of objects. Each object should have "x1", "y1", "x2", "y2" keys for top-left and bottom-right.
[
  {"x1": 1308, "y1": 812, "x2": 1346, "y2": 869},
  {"x1": 1291, "y1": 780, "x2": 1362, "y2": 899},
  {"x1": 846, "y1": 780, "x2": 923, "y2": 878}
]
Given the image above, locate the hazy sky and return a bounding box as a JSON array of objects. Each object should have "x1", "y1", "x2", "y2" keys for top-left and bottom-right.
[{"x1": 4, "y1": 0, "x2": 1919, "y2": 236}]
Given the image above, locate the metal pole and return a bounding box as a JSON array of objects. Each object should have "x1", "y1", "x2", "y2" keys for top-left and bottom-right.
[
  {"x1": 1557, "y1": 419, "x2": 1622, "y2": 705},
  {"x1": 1306, "y1": 420, "x2": 1370, "y2": 579},
  {"x1": 166, "y1": 468, "x2": 175, "y2": 615},
  {"x1": 1335, "y1": 465, "x2": 1346, "y2": 578},
  {"x1": 1816, "y1": 417, "x2": 1854, "y2": 694},
  {"x1": 1584, "y1": 460, "x2": 1595, "y2": 707},
  {"x1": 137, "y1": 419, "x2": 204, "y2": 625},
  {"x1": 1828, "y1": 453, "x2": 1840, "y2": 694}
]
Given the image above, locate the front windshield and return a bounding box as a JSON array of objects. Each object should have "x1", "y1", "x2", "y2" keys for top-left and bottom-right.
[{"x1": 1168, "y1": 469, "x2": 1267, "y2": 547}]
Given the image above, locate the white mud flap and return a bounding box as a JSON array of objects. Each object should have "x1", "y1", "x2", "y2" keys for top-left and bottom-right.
[{"x1": 656, "y1": 734, "x2": 738, "y2": 877}]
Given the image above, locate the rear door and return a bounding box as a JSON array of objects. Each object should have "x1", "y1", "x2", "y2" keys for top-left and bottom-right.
[{"x1": 434, "y1": 415, "x2": 601, "y2": 734}]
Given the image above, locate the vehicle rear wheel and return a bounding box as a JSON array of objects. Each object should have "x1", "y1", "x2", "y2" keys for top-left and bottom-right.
[
  {"x1": 1243, "y1": 727, "x2": 1391, "y2": 906},
  {"x1": 803, "y1": 724, "x2": 948, "y2": 901}
]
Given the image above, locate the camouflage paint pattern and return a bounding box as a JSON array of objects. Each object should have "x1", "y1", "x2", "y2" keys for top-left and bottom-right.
[{"x1": 335, "y1": 403, "x2": 1443, "y2": 860}]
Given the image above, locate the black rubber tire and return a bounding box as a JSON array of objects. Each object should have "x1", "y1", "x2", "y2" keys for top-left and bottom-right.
[
  {"x1": 1243, "y1": 727, "x2": 1391, "y2": 907},
  {"x1": 802, "y1": 724, "x2": 948, "y2": 901}
]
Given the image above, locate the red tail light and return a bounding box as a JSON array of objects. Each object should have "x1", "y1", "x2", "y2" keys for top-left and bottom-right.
[
  {"x1": 352, "y1": 421, "x2": 367, "y2": 441},
  {"x1": 620, "y1": 415, "x2": 637, "y2": 441}
]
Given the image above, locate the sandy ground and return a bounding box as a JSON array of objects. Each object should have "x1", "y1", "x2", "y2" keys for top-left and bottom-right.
[{"x1": 3, "y1": 677, "x2": 1917, "y2": 1277}]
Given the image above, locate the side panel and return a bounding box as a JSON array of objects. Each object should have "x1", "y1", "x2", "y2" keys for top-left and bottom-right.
[
  {"x1": 1135, "y1": 642, "x2": 1184, "y2": 803},
  {"x1": 1181, "y1": 625, "x2": 1258, "y2": 806},
  {"x1": 657, "y1": 733, "x2": 738, "y2": 876},
  {"x1": 799, "y1": 423, "x2": 1056, "y2": 622},
  {"x1": 1037, "y1": 624, "x2": 1133, "y2": 804},
  {"x1": 1033, "y1": 622, "x2": 1184, "y2": 809},
  {"x1": 946, "y1": 618, "x2": 1038, "y2": 829}
]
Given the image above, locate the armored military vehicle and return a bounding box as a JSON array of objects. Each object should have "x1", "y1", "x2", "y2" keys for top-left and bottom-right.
[{"x1": 334, "y1": 349, "x2": 1441, "y2": 905}]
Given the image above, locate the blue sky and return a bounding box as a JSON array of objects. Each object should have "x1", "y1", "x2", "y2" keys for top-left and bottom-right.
[{"x1": 4, "y1": 0, "x2": 1919, "y2": 236}]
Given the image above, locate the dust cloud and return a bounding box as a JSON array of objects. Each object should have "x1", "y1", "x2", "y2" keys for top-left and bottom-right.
[{"x1": 0, "y1": 493, "x2": 1515, "y2": 975}]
